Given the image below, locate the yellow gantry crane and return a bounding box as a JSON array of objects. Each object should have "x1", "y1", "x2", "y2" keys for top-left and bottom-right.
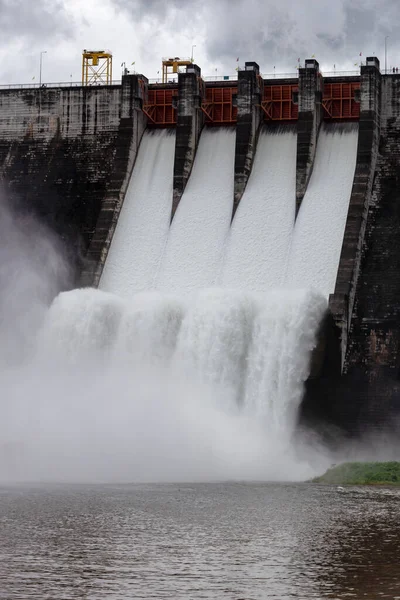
[
  {"x1": 82, "y1": 50, "x2": 113, "y2": 85},
  {"x1": 162, "y1": 57, "x2": 192, "y2": 83}
]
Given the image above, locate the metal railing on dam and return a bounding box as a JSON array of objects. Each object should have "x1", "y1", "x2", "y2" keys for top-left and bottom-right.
[
  {"x1": 0, "y1": 70, "x2": 362, "y2": 90},
  {"x1": 0, "y1": 80, "x2": 123, "y2": 90}
]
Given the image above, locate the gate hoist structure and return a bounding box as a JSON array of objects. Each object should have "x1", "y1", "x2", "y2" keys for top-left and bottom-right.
[
  {"x1": 162, "y1": 57, "x2": 192, "y2": 83},
  {"x1": 82, "y1": 50, "x2": 113, "y2": 85}
]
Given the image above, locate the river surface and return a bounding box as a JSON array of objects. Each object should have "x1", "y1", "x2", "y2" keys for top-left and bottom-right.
[{"x1": 1, "y1": 482, "x2": 400, "y2": 599}]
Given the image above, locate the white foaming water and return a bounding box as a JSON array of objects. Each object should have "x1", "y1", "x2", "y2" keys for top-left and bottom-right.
[
  {"x1": 114, "y1": 292, "x2": 185, "y2": 368},
  {"x1": 222, "y1": 128, "x2": 297, "y2": 291},
  {"x1": 244, "y1": 290, "x2": 327, "y2": 436},
  {"x1": 0, "y1": 287, "x2": 329, "y2": 483},
  {"x1": 285, "y1": 124, "x2": 358, "y2": 297},
  {"x1": 156, "y1": 128, "x2": 235, "y2": 293},
  {"x1": 174, "y1": 289, "x2": 257, "y2": 410},
  {"x1": 40, "y1": 288, "x2": 124, "y2": 363},
  {"x1": 100, "y1": 130, "x2": 175, "y2": 299}
]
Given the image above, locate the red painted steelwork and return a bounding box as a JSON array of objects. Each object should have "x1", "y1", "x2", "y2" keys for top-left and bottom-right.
[
  {"x1": 143, "y1": 88, "x2": 177, "y2": 125},
  {"x1": 262, "y1": 84, "x2": 298, "y2": 121},
  {"x1": 142, "y1": 79, "x2": 361, "y2": 127},
  {"x1": 202, "y1": 87, "x2": 237, "y2": 124},
  {"x1": 323, "y1": 82, "x2": 360, "y2": 120}
]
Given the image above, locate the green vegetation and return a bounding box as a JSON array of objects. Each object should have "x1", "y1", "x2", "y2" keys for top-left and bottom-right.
[{"x1": 313, "y1": 461, "x2": 400, "y2": 485}]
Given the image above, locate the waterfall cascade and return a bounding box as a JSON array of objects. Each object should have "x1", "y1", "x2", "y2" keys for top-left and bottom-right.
[
  {"x1": 65, "y1": 123, "x2": 358, "y2": 444},
  {"x1": 0, "y1": 124, "x2": 358, "y2": 481},
  {"x1": 42, "y1": 286, "x2": 328, "y2": 438}
]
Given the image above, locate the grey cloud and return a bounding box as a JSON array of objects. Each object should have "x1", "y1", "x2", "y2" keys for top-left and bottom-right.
[
  {"x1": 112, "y1": 0, "x2": 196, "y2": 22},
  {"x1": 111, "y1": 0, "x2": 400, "y2": 72},
  {"x1": 316, "y1": 34, "x2": 343, "y2": 53},
  {"x1": 0, "y1": 0, "x2": 74, "y2": 43}
]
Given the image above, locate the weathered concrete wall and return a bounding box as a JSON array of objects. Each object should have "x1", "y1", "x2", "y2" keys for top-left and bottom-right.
[
  {"x1": 80, "y1": 74, "x2": 148, "y2": 286},
  {"x1": 172, "y1": 64, "x2": 204, "y2": 219},
  {"x1": 339, "y1": 72, "x2": 400, "y2": 427},
  {"x1": 233, "y1": 62, "x2": 262, "y2": 218},
  {"x1": 0, "y1": 86, "x2": 121, "y2": 141},
  {"x1": 302, "y1": 68, "x2": 400, "y2": 437},
  {"x1": 329, "y1": 57, "x2": 381, "y2": 370},
  {"x1": 0, "y1": 84, "x2": 123, "y2": 275},
  {"x1": 296, "y1": 59, "x2": 323, "y2": 213}
]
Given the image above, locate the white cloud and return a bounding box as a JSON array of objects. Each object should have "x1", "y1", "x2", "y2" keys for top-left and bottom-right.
[{"x1": 0, "y1": 0, "x2": 398, "y2": 84}]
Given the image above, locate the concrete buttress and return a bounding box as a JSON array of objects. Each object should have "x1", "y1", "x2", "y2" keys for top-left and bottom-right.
[
  {"x1": 171, "y1": 64, "x2": 204, "y2": 219},
  {"x1": 296, "y1": 59, "x2": 323, "y2": 214},
  {"x1": 233, "y1": 61, "x2": 262, "y2": 218}
]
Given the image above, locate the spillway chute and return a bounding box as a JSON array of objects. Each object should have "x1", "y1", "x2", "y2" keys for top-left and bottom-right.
[
  {"x1": 286, "y1": 123, "x2": 358, "y2": 297},
  {"x1": 222, "y1": 126, "x2": 297, "y2": 291},
  {"x1": 156, "y1": 127, "x2": 235, "y2": 293},
  {"x1": 100, "y1": 129, "x2": 176, "y2": 299}
]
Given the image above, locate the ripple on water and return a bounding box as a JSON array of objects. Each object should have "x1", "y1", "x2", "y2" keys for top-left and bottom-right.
[{"x1": 1, "y1": 483, "x2": 400, "y2": 599}]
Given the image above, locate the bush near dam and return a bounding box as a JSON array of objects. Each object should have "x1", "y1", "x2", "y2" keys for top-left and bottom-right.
[{"x1": 313, "y1": 462, "x2": 400, "y2": 485}]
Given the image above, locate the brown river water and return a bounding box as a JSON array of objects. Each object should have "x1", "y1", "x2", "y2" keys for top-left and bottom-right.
[{"x1": 1, "y1": 482, "x2": 400, "y2": 599}]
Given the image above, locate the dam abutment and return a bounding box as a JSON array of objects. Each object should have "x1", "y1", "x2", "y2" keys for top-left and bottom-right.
[
  {"x1": 329, "y1": 57, "x2": 381, "y2": 370},
  {"x1": 0, "y1": 85, "x2": 123, "y2": 275},
  {"x1": 336, "y1": 72, "x2": 400, "y2": 427}
]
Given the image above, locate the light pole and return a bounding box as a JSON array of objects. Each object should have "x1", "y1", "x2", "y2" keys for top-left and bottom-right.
[
  {"x1": 385, "y1": 36, "x2": 389, "y2": 74},
  {"x1": 191, "y1": 44, "x2": 196, "y2": 63},
  {"x1": 39, "y1": 50, "x2": 47, "y2": 87}
]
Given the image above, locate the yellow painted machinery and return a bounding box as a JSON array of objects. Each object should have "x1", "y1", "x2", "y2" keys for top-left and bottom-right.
[
  {"x1": 82, "y1": 50, "x2": 112, "y2": 85},
  {"x1": 162, "y1": 57, "x2": 192, "y2": 83}
]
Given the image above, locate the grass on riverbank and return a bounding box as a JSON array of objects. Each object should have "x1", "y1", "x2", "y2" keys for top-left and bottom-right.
[{"x1": 313, "y1": 461, "x2": 400, "y2": 485}]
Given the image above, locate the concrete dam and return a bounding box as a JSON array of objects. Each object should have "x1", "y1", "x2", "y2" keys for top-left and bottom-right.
[{"x1": 1, "y1": 55, "x2": 398, "y2": 440}]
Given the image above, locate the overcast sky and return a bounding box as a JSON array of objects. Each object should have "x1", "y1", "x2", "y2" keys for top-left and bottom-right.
[{"x1": 0, "y1": 0, "x2": 398, "y2": 85}]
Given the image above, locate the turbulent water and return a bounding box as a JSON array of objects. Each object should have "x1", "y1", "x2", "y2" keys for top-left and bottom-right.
[
  {"x1": 0, "y1": 286, "x2": 328, "y2": 483},
  {"x1": 48, "y1": 286, "x2": 326, "y2": 428}
]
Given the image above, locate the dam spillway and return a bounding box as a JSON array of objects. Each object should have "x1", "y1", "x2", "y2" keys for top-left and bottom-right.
[
  {"x1": 1, "y1": 53, "x2": 399, "y2": 454},
  {"x1": 222, "y1": 127, "x2": 297, "y2": 292},
  {"x1": 88, "y1": 105, "x2": 357, "y2": 444},
  {"x1": 286, "y1": 123, "x2": 359, "y2": 297},
  {"x1": 100, "y1": 123, "x2": 358, "y2": 299},
  {"x1": 157, "y1": 128, "x2": 236, "y2": 293},
  {"x1": 100, "y1": 129, "x2": 176, "y2": 298}
]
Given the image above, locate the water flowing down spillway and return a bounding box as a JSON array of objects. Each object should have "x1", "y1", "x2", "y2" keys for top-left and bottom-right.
[
  {"x1": 100, "y1": 130, "x2": 175, "y2": 299},
  {"x1": 221, "y1": 127, "x2": 297, "y2": 291},
  {"x1": 285, "y1": 123, "x2": 358, "y2": 297},
  {"x1": 156, "y1": 128, "x2": 235, "y2": 293}
]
